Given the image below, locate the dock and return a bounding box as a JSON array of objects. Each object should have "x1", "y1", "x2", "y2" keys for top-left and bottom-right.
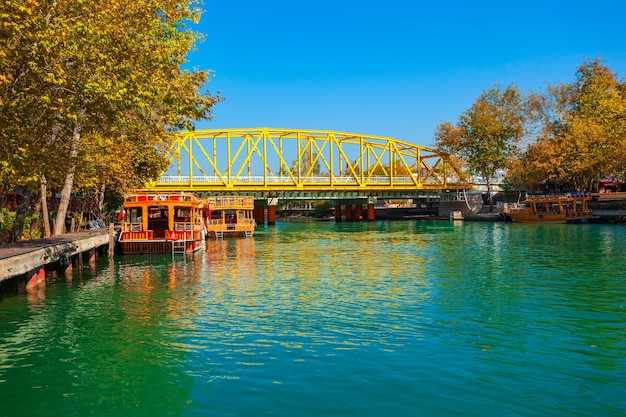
[{"x1": 0, "y1": 227, "x2": 115, "y2": 285}]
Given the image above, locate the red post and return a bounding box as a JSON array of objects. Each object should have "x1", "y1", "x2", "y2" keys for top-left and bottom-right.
[
  {"x1": 367, "y1": 203, "x2": 375, "y2": 221},
  {"x1": 334, "y1": 205, "x2": 342, "y2": 222},
  {"x1": 355, "y1": 204, "x2": 363, "y2": 221},
  {"x1": 254, "y1": 206, "x2": 265, "y2": 226},
  {"x1": 345, "y1": 205, "x2": 353, "y2": 222}
]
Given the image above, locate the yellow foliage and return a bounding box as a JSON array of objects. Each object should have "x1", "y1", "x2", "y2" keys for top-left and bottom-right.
[
  {"x1": 0, "y1": 0, "x2": 221, "y2": 210},
  {"x1": 515, "y1": 58, "x2": 626, "y2": 190}
]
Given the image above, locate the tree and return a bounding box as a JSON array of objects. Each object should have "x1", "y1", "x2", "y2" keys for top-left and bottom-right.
[
  {"x1": 291, "y1": 140, "x2": 321, "y2": 177},
  {"x1": 1, "y1": 0, "x2": 221, "y2": 238},
  {"x1": 434, "y1": 84, "x2": 526, "y2": 208},
  {"x1": 521, "y1": 58, "x2": 626, "y2": 191}
]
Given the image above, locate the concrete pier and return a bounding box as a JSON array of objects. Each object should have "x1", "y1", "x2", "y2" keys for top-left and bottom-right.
[{"x1": 0, "y1": 229, "x2": 113, "y2": 283}]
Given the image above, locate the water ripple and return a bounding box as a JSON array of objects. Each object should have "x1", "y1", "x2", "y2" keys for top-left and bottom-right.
[{"x1": 0, "y1": 221, "x2": 625, "y2": 417}]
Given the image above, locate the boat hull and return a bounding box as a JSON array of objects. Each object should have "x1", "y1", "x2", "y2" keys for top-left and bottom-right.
[
  {"x1": 508, "y1": 213, "x2": 568, "y2": 224},
  {"x1": 503, "y1": 193, "x2": 594, "y2": 224},
  {"x1": 120, "y1": 239, "x2": 204, "y2": 255},
  {"x1": 118, "y1": 229, "x2": 205, "y2": 255},
  {"x1": 206, "y1": 223, "x2": 255, "y2": 238},
  {"x1": 119, "y1": 192, "x2": 207, "y2": 255}
]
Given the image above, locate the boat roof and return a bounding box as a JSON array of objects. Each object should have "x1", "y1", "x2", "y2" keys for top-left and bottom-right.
[
  {"x1": 124, "y1": 192, "x2": 201, "y2": 205},
  {"x1": 207, "y1": 196, "x2": 255, "y2": 210}
]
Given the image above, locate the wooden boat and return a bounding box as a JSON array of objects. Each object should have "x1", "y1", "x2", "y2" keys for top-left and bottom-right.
[
  {"x1": 503, "y1": 193, "x2": 594, "y2": 224},
  {"x1": 205, "y1": 196, "x2": 256, "y2": 238},
  {"x1": 119, "y1": 192, "x2": 206, "y2": 254}
]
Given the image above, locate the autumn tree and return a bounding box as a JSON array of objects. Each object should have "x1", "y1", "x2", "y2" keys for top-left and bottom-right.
[
  {"x1": 1, "y1": 0, "x2": 221, "y2": 238},
  {"x1": 522, "y1": 58, "x2": 626, "y2": 191},
  {"x1": 434, "y1": 84, "x2": 526, "y2": 208}
]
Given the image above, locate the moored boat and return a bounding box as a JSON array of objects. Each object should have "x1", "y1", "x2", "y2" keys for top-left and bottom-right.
[
  {"x1": 119, "y1": 192, "x2": 206, "y2": 254},
  {"x1": 205, "y1": 196, "x2": 256, "y2": 238},
  {"x1": 503, "y1": 193, "x2": 594, "y2": 224}
]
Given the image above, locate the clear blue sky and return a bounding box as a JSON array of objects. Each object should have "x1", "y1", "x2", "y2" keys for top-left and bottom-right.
[{"x1": 189, "y1": 0, "x2": 626, "y2": 146}]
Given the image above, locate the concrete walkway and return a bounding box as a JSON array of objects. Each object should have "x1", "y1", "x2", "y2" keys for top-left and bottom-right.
[{"x1": 0, "y1": 229, "x2": 113, "y2": 281}]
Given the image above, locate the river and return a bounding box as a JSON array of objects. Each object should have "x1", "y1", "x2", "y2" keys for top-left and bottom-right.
[{"x1": 1, "y1": 220, "x2": 625, "y2": 416}]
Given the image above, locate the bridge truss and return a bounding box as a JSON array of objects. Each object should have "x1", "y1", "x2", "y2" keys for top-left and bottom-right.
[{"x1": 146, "y1": 128, "x2": 469, "y2": 196}]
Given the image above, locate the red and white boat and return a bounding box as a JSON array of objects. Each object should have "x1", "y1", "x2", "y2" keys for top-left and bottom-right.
[{"x1": 119, "y1": 192, "x2": 206, "y2": 254}]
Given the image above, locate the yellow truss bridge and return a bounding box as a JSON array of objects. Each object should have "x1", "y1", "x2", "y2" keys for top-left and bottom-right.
[{"x1": 147, "y1": 128, "x2": 468, "y2": 197}]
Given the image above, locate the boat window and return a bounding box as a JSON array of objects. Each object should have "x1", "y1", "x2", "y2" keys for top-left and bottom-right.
[
  {"x1": 148, "y1": 207, "x2": 166, "y2": 219},
  {"x1": 174, "y1": 207, "x2": 191, "y2": 222},
  {"x1": 129, "y1": 208, "x2": 142, "y2": 223}
]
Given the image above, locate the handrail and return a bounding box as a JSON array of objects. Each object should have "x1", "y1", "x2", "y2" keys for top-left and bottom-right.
[
  {"x1": 207, "y1": 196, "x2": 255, "y2": 209},
  {"x1": 124, "y1": 192, "x2": 198, "y2": 203}
]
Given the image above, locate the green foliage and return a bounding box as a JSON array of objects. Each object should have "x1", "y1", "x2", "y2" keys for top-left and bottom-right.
[
  {"x1": 313, "y1": 201, "x2": 333, "y2": 218},
  {"x1": 500, "y1": 178, "x2": 515, "y2": 192},
  {"x1": 0, "y1": 208, "x2": 42, "y2": 241},
  {"x1": 22, "y1": 213, "x2": 41, "y2": 240},
  {"x1": 0, "y1": 208, "x2": 14, "y2": 237}
]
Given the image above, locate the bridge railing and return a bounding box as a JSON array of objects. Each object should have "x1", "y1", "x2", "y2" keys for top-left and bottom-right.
[{"x1": 158, "y1": 174, "x2": 462, "y2": 185}]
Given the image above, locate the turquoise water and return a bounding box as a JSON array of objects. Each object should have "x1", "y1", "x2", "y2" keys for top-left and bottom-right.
[{"x1": 1, "y1": 220, "x2": 625, "y2": 416}]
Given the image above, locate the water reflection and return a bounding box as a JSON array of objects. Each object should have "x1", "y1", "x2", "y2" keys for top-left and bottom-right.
[{"x1": 1, "y1": 222, "x2": 625, "y2": 417}]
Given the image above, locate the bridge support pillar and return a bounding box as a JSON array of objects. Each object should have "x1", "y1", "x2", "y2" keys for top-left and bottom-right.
[
  {"x1": 254, "y1": 206, "x2": 265, "y2": 226},
  {"x1": 355, "y1": 204, "x2": 363, "y2": 221},
  {"x1": 367, "y1": 203, "x2": 375, "y2": 221},
  {"x1": 267, "y1": 206, "x2": 276, "y2": 226},
  {"x1": 334, "y1": 206, "x2": 342, "y2": 222},
  {"x1": 345, "y1": 205, "x2": 354, "y2": 222}
]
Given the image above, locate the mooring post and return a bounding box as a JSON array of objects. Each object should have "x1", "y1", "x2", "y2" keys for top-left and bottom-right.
[
  {"x1": 25, "y1": 267, "x2": 45, "y2": 292},
  {"x1": 108, "y1": 223, "x2": 115, "y2": 257}
]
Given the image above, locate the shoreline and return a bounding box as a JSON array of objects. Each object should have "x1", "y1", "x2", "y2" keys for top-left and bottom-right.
[{"x1": 277, "y1": 210, "x2": 626, "y2": 224}]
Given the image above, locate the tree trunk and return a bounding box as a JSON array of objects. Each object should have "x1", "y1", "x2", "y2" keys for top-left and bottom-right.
[
  {"x1": 97, "y1": 182, "x2": 106, "y2": 212},
  {"x1": 53, "y1": 119, "x2": 82, "y2": 235},
  {"x1": 40, "y1": 175, "x2": 51, "y2": 238},
  {"x1": 0, "y1": 190, "x2": 4, "y2": 245},
  {"x1": 11, "y1": 186, "x2": 33, "y2": 242},
  {"x1": 486, "y1": 179, "x2": 494, "y2": 212}
]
